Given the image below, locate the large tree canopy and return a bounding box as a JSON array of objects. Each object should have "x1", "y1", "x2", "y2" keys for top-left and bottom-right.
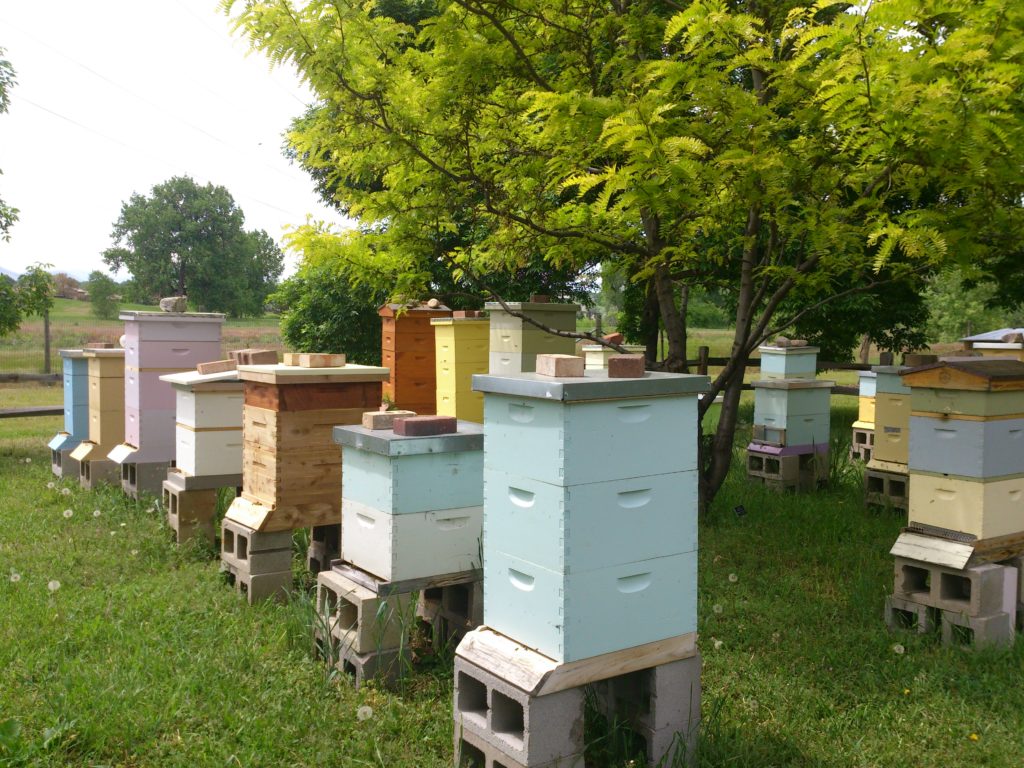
[
  {"x1": 102, "y1": 176, "x2": 284, "y2": 317},
  {"x1": 227, "y1": 0, "x2": 1024, "y2": 503}
]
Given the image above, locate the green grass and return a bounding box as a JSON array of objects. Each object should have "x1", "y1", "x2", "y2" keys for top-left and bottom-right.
[{"x1": 1, "y1": 385, "x2": 1022, "y2": 766}]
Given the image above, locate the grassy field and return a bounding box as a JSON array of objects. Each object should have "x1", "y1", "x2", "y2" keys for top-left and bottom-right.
[{"x1": 2, "y1": 381, "x2": 1023, "y2": 767}]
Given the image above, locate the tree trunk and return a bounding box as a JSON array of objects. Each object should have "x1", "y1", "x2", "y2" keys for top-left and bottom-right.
[
  {"x1": 642, "y1": 278, "x2": 660, "y2": 363},
  {"x1": 654, "y1": 264, "x2": 687, "y2": 372},
  {"x1": 859, "y1": 334, "x2": 871, "y2": 364},
  {"x1": 43, "y1": 310, "x2": 51, "y2": 374}
]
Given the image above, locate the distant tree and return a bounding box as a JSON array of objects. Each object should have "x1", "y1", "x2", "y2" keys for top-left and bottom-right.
[
  {"x1": 87, "y1": 270, "x2": 119, "y2": 320},
  {"x1": 102, "y1": 176, "x2": 284, "y2": 317},
  {"x1": 924, "y1": 271, "x2": 1024, "y2": 343},
  {"x1": 0, "y1": 263, "x2": 55, "y2": 337},
  {"x1": 0, "y1": 48, "x2": 18, "y2": 240},
  {"x1": 52, "y1": 272, "x2": 81, "y2": 299}
]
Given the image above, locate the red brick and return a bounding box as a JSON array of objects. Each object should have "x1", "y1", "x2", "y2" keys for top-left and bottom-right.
[
  {"x1": 197, "y1": 358, "x2": 237, "y2": 374},
  {"x1": 529, "y1": 294, "x2": 551, "y2": 303},
  {"x1": 393, "y1": 415, "x2": 458, "y2": 436},
  {"x1": 608, "y1": 354, "x2": 645, "y2": 378},
  {"x1": 362, "y1": 410, "x2": 417, "y2": 430},
  {"x1": 536, "y1": 354, "x2": 585, "y2": 378},
  {"x1": 602, "y1": 333, "x2": 624, "y2": 345},
  {"x1": 453, "y1": 310, "x2": 483, "y2": 319}
]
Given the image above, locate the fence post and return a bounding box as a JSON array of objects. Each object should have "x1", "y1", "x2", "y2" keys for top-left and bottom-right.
[
  {"x1": 43, "y1": 310, "x2": 51, "y2": 374},
  {"x1": 697, "y1": 346, "x2": 709, "y2": 376}
]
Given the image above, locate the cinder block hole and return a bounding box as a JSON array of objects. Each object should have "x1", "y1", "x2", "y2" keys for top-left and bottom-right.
[
  {"x1": 445, "y1": 584, "x2": 471, "y2": 618},
  {"x1": 223, "y1": 570, "x2": 236, "y2": 588},
  {"x1": 949, "y1": 622, "x2": 974, "y2": 646},
  {"x1": 611, "y1": 670, "x2": 650, "y2": 720},
  {"x1": 336, "y1": 597, "x2": 359, "y2": 632},
  {"x1": 239, "y1": 580, "x2": 249, "y2": 597},
  {"x1": 222, "y1": 529, "x2": 235, "y2": 555},
  {"x1": 121, "y1": 464, "x2": 131, "y2": 482},
  {"x1": 866, "y1": 474, "x2": 885, "y2": 493},
  {"x1": 238, "y1": 534, "x2": 249, "y2": 561},
  {"x1": 82, "y1": 462, "x2": 91, "y2": 481},
  {"x1": 129, "y1": 465, "x2": 137, "y2": 485},
  {"x1": 855, "y1": 432, "x2": 867, "y2": 445},
  {"x1": 901, "y1": 564, "x2": 931, "y2": 595},
  {"x1": 457, "y1": 740, "x2": 485, "y2": 768},
  {"x1": 320, "y1": 586, "x2": 339, "y2": 618},
  {"x1": 748, "y1": 455, "x2": 764, "y2": 472},
  {"x1": 890, "y1": 606, "x2": 918, "y2": 629},
  {"x1": 864, "y1": 449, "x2": 872, "y2": 462},
  {"x1": 457, "y1": 671, "x2": 488, "y2": 719},
  {"x1": 341, "y1": 658, "x2": 358, "y2": 679},
  {"x1": 493, "y1": 761, "x2": 511, "y2": 768},
  {"x1": 424, "y1": 586, "x2": 443, "y2": 604},
  {"x1": 940, "y1": 573, "x2": 972, "y2": 607},
  {"x1": 51, "y1": 450, "x2": 59, "y2": 466},
  {"x1": 490, "y1": 690, "x2": 525, "y2": 746},
  {"x1": 765, "y1": 458, "x2": 780, "y2": 475},
  {"x1": 169, "y1": 494, "x2": 178, "y2": 516},
  {"x1": 889, "y1": 479, "x2": 907, "y2": 498},
  {"x1": 308, "y1": 556, "x2": 323, "y2": 574}
]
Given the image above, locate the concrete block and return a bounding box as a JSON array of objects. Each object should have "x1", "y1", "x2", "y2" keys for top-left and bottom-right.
[
  {"x1": 221, "y1": 518, "x2": 293, "y2": 575},
  {"x1": 747, "y1": 449, "x2": 827, "y2": 492},
  {"x1": 121, "y1": 461, "x2": 171, "y2": 499},
  {"x1": 892, "y1": 557, "x2": 1017, "y2": 620},
  {"x1": 221, "y1": 562, "x2": 291, "y2": 604},
  {"x1": 50, "y1": 449, "x2": 81, "y2": 480},
  {"x1": 317, "y1": 569, "x2": 413, "y2": 654},
  {"x1": 335, "y1": 643, "x2": 410, "y2": 690},
  {"x1": 162, "y1": 482, "x2": 218, "y2": 524},
  {"x1": 393, "y1": 414, "x2": 458, "y2": 436},
  {"x1": 884, "y1": 595, "x2": 938, "y2": 634},
  {"x1": 307, "y1": 524, "x2": 341, "y2": 573},
  {"x1": 166, "y1": 511, "x2": 216, "y2": 546},
  {"x1": 453, "y1": 656, "x2": 585, "y2": 766},
  {"x1": 941, "y1": 610, "x2": 1015, "y2": 650},
  {"x1": 78, "y1": 458, "x2": 120, "y2": 489},
  {"x1": 864, "y1": 466, "x2": 909, "y2": 512},
  {"x1": 607, "y1": 354, "x2": 645, "y2": 378},
  {"x1": 361, "y1": 409, "x2": 417, "y2": 430},
  {"x1": 535, "y1": 354, "x2": 585, "y2": 378},
  {"x1": 455, "y1": 728, "x2": 584, "y2": 768},
  {"x1": 849, "y1": 426, "x2": 874, "y2": 463}
]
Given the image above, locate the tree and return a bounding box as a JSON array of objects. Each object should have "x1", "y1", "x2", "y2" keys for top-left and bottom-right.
[
  {"x1": 228, "y1": 0, "x2": 1024, "y2": 505},
  {"x1": 102, "y1": 176, "x2": 284, "y2": 317},
  {"x1": 0, "y1": 48, "x2": 18, "y2": 240},
  {"x1": 87, "y1": 270, "x2": 119, "y2": 321},
  {"x1": 51, "y1": 273, "x2": 81, "y2": 299}
]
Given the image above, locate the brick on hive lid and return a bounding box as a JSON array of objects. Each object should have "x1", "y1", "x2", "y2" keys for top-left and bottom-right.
[
  {"x1": 773, "y1": 336, "x2": 791, "y2": 347},
  {"x1": 362, "y1": 410, "x2": 418, "y2": 430},
  {"x1": 602, "y1": 332, "x2": 624, "y2": 345},
  {"x1": 230, "y1": 348, "x2": 278, "y2": 365},
  {"x1": 392, "y1": 414, "x2": 457, "y2": 436},
  {"x1": 295, "y1": 353, "x2": 346, "y2": 368},
  {"x1": 529, "y1": 294, "x2": 551, "y2": 303},
  {"x1": 903, "y1": 352, "x2": 938, "y2": 367},
  {"x1": 536, "y1": 353, "x2": 585, "y2": 378},
  {"x1": 196, "y1": 358, "x2": 237, "y2": 375},
  {"x1": 608, "y1": 354, "x2": 645, "y2": 378},
  {"x1": 453, "y1": 310, "x2": 483, "y2": 319},
  {"x1": 85, "y1": 342, "x2": 114, "y2": 349}
]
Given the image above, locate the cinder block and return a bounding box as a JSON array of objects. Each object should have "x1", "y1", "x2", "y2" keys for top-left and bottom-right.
[
  {"x1": 167, "y1": 514, "x2": 216, "y2": 545},
  {"x1": 121, "y1": 461, "x2": 170, "y2": 499},
  {"x1": 162, "y1": 482, "x2": 218, "y2": 523},
  {"x1": 79, "y1": 458, "x2": 120, "y2": 489},
  {"x1": 317, "y1": 569, "x2": 413, "y2": 654},
  {"x1": 50, "y1": 449, "x2": 81, "y2": 480},
  {"x1": 593, "y1": 653, "x2": 701, "y2": 734},
  {"x1": 455, "y1": 728, "x2": 584, "y2": 768},
  {"x1": 892, "y1": 558, "x2": 1017, "y2": 620},
  {"x1": 393, "y1": 414, "x2": 458, "y2": 436},
  {"x1": 335, "y1": 643, "x2": 410, "y2": 690},
  {"x1": 746, "y1": 449, "x2": 826, "y2": 492},
  {"x1": 535, "y1": 354, "x2": 585, "y2": 378},
  {"x1": 941, "y1": 610, "x2": 1015, "y2": 649},
  {"x1": 864, "y1": 466, "x2": 909, "y2": 512},
  {"x1": 884, "y1": 595, "x2": 938, "y2": 634},
  {"x1": 361, "y1": 409, "x2": 417, "y2": 430},
  {"x1": 419, "y1": 580, "x2": 484, "y2": 652},
  {"x1": 850, "y1": 427, "x2": 874, "y2": 462},
  {"x1": 307, "y1": 523, "x2": 341, "y2": 573},
  {"x1": 221, "y1": 561, "x2": 291, "y2": 604},
  {"x1": 607, "y1": 354, "x2": 645, "y2": 378},
  {"x1": 453, "y1": 656, "x2": 586, "y2": 766},
  {"x1": 220, "y1": 518, "x2": 293, "y2": 576}
]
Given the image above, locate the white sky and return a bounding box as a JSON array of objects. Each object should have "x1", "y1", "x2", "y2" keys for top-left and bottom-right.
[{"x1": 0, "y1": 0, "x2": 348, "y2": 281}]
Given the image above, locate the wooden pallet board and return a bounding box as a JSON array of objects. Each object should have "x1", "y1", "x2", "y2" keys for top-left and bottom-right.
[{"x1": 227, "y1": 494, "x2": 338, "y2": 532}]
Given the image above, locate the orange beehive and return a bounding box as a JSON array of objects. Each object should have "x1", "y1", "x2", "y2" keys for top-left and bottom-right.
[{"x1": 379, "y1": 303, "x2": 452, "y2": 414}]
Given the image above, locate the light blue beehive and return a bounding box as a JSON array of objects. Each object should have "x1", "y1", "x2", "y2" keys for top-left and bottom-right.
[
  {"x1": 874, "y1": 366, "x2": 911, "y2": 395},
  {"x1": 48, "y1": 350, "x2": 89, "y2": 453},
  {"x1": 858, "y1": 371, "x2": 877, "y2": 398},
  {"x1": 752, "y1": 380, "x2": 832, "y2": 447},
  {"x1": 909, "y1": 415, "x2": 1024, "y2": 479},
  {"x1": 758, "y1": 345, "x2": 819, "y2": 380},
  {"x1": 334, "y1": 422, "x2": 484, "y2": 514},
  {"x1": 474, "y1": 370, "x2": 708, "y2": 662}
]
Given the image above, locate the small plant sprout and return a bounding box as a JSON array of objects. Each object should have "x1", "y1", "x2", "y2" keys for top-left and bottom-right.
[
  {"x1": 356, "y1": 705, "x2": 373, "y2": 721},
  {"x1": 47, "y1": 580, "x2": 61, "y2": 593},
  {"x1": 63, "y1": 509, "x2": 73, "y2": 519}
]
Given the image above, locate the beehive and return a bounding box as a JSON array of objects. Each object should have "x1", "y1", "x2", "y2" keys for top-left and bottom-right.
[
  {"x1": 961, "y1": 328, "x2": 1024, "y2": 362},
  {"x1": 475, "y1": 369, "x2": 708, "y2": 662},
  {"x1": 902, "y1": 359, "x2": 1024, "y2": 541},
  {"x1": 48, "y1": 349, "x2": 89, "y2": 457},
  {"x1": 160, "y1": 369, "x2": 245, "y2": 477},
  {"x1": 109, "y1": 311, "x2": 224, "y2": 465},
  {"x1": 485, "y1": 301, "x2": 579, "y2": 374},
  {"x1": 751, "y1": 379, "x2": 832, "y2": 448},
  {"x1": 334, "y1": 421, "x2": 484, "y2": 582},
  {"x1": 69, "y1": 348, "x2": 126, "y2": 464},
  {"x1": 224, "y1": 362, "x2": 388, "y2": 533},
  {"x1": 757, "y1": 345, "x2": 819, "y2": 380},
  {"x1": 855, "y1": 370, "x2": 877, "y2": 427},
  {"x1": 380, "y1": 303, "x2": 452, "y2": 414},
  {"x1": 581, "y1": 344, "x2": 646, "y2": 370},
  {"x1": 432, "y1": 316, "x2": 489, "y2": 422},
  {"x1": 870, "y1": 366, "x2": 912, "y2": 466}
]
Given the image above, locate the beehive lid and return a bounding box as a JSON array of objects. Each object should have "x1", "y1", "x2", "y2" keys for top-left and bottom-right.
[
  {"x1": 333, "y1": 420, "x2": 483, "y2": 456},
  {"x1": 236, "y1": 362, "x2": 389, "y2": 384},
  {"x1": 901, "y1": 359, "x2": 1024, "y2": 391},
  {"x1": 484, "y1": 301, "x2": 579, "y2": 313},
  {"x1": 82, "y1": 348, "x2": 125, "y2": 358},
  {"x1": 159, "y1": 369, "x2": 242, "y2": 391},
  {"x1": 378, "y1": 303, "x2": 451, "y2": 317},
  {"x1": 472, "y1": 370, "x2": 708, "y2": 401},
  {"x1": 961, "y1": 328, "x2": 1024, "y2": 343},
  {"x1": 58, "y1": 348, "x2": 87, "y2": 359},
  {"x1": 430, "y1": 316, "x2": 489, "y2": 326},
  {"x1": 119, "y1": 311, "x2": 225, "y2": 323},
  {"x1": 757, "y1": 345, "x2": 820, "y2": 355},
  {"x1": 858, "y1": 370, "x2": 877, "y2": 381},
  {"x1": 751, "y1": 378, "x2": 834, "y2": 390}
]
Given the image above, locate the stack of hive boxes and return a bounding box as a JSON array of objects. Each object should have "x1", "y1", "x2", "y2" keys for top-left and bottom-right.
[
  {"x1": 486, "y1": 300, "x2": 579, "y2": 375},
  {"x1": 886, "y1": 359, "x2": 1024, "y2": 648},
  {"x1": 864, "y1": 366, "x2": 914, "y2": 512},
  {"x1": 220, "y1": 358, "x2": 388, "y2": 603},
  {"x1": 961, "y1": 328, "x2": 1024, "y2": 362},
  {"x1": 379, "y1": 303, "x2": 452, "y2": 413},
  {"x1": 850, "y1": 370, "x2": 876, "y2": 462},
  {"x1": 746, "y1": 344, "x2": 832, "y2": 491},
  {"x1": 159, "y1": 367, "x2": 245, "y2": 544},
  {"x1": 70, "y1": 348, "x2": 126, "y2": 489},
  {"x1": 107, "y1": 311, "x2": 224, "y2": 498},
  {"x1": 48, "y1": 348, "x2": 89, "y2": 478},
  {"x1": 432, "y1": 313, "x2": 490, "y2": 422},
  {"x1": 581, "y1": 343, "x2": 645, "y2": 370},
  {"x1": 317, "y1": 413, "x2": 484, "y2": 686},
  {"x1": 454, "y1": 365, "x2": 707, "y2": 768}
]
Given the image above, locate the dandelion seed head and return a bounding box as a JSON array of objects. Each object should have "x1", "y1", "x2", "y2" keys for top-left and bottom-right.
[
  {"x1": 356, "y1": 705, "x2": 373, "y2": 721},
  {"x1": 120, "y1": 522, "x2": 126, "y2": 527},
  {"x1": 713, "y1": 639, "x2": 724, "y2": 650},
  {"x1": 63, "y1": 509, "x2": 74, "y2": 519},
  {"x1": 903, "y1": 688, "x2": 910, "y2": 696},
  {"x1": 60, "y1": 487, "x2": 71, "y2": 496},
  {"x1": 24, "y1": 457, "x2": 32, "y2": 464},
  {"x1": 728, "y1": 573, "x2": 739, "y2": 583},
  {"x1": 131, "y1": 550, "x2": 139, "y2": 556},
  {"x1": 892, "y1": 643, "x2": 905, "y2": 655},
  {"x1": 46, "y1": 481, "x2": 55, "y2": 489},
  {"x1": 10, "y1": 572, "x2": 21, "y2": 583},
  {"x1": 93, "y1": 510, "x2": 101, "y2": 517},
  {"x1": 712, "y1": 603, "x2": 724, "y2": 615},
  {"x1": 47, "y1": 580, "x2": 61, "y2": 592}
]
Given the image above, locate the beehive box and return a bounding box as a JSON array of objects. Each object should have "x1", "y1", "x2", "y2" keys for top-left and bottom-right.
[
  {"x1": 432, "y1": 317, "x2": 489, "y2": 423},
  {"x1": 751, "y1": 380, "x2": 832, "y2": 447},
  {"x1": 112, "y1": 311, "x2": 224, "y2": 464},
  {"x1": 485, "y1": 301, "x2": 578, "y2": 374},
  {"x1": 909, "y1": 472, "x2": 1024, "y2": 541},
  {"x1": 474, "y1": 369, "x2": 708, "y2": 662},
  {"x1": 69, "y1": 348, "x2": 126, "y2": 463},
  {"x1": 224, "y1": 362, "x2": 388, "y2": 533},
  {"x1": 48, "y1": 349, "x2": 89, "y2": 455},
  {"x1": 334, "y1": 421, "x2": 484, "y2": 582},
  {"x1": 856, "y1": 370, "x2": 877, "y2": 426},
  {"x1": 161, "y1": 369, "x2": 245, "y2": 477},
  {"x1": 961, "y1": 329, "x2": 1024, "y2": 362},
  {"x1": 908, "y1": 416, "x2": 1024, "y2": 479},
  {"x1": 871, "y1": 366, "x2": 912, "y2": 465},
  {"x1": 380, "y1": 303, "x2": 452, "y2": 413},
  {"x1": 757, "y1": 345, "x2": 819, "y2": 380},
  {"x1": 581, "y1": 344, "x2": 646, "y2": 370}
]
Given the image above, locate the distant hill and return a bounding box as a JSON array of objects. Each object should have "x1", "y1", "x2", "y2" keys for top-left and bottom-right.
[{"x1": 0, "y1": 266, "x2": 20, "y2": 280}]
